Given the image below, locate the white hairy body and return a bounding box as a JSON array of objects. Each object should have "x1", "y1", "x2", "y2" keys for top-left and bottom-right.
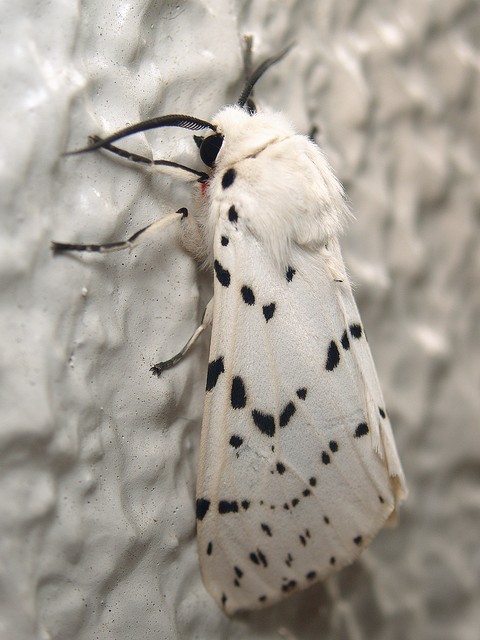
[{"x1": 183, "y1": 106, "x2": 407, "y2": 614}]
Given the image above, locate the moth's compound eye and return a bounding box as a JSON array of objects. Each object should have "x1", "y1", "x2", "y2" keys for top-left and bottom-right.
[
  {"x1": 245, "y1": 98, "x2": 257, "y2": 115},
  {"x1": 199, "y1": 134, "x2": 224, "y2": 167}
]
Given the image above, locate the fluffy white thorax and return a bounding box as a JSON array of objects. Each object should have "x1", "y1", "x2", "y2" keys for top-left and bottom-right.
[{"x1": 193, "y1": 106, "x2": 351, "y2": 270}]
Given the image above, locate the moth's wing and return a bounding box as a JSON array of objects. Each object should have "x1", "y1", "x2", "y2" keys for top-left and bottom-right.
[
  {"x1": 322, "y1": 238, "x2": 407, "y2": 509},
  {"x1": 195, "y1": 221, "x2": 407, "y2": 615}
]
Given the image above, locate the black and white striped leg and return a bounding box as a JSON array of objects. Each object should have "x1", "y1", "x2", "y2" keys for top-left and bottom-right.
[
  {"x1": 51, "y1": 208, "x2": 188, "y2": 255},
  {"x1": 151, "y1": 298, "x2": 213, "y2": 377},
  {"x1": 87, "y1": 136, "x2": 209, "y2": 183}
]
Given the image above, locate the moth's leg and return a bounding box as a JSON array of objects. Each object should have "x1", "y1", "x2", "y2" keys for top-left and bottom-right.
[
  {"x1": 242, "y1": 35, "x2": 257, "y2": 114},
  {"x1": 51, "y1": 208, "x2": 187, "y2": 255},
  {"x1": 151, "y1": 297, "x2": 214, "y2": 377},
  {"x1": 243, "y1": 34, "x2": 254, "y2": 80},
  {"x1": 86, "y1": 136, "x2": 208, "y2": 183},
  {"x1": 308, "y1": 125, "x2": 319, "y2": 142}
]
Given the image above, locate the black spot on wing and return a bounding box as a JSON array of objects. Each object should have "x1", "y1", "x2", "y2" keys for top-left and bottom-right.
[
  {"x1": 206, "y1": 541, "x2": 213, "y2": 555},
  {"x1": 296, "y1": 387, "x2": 307, "y2": 400},
  {"x1": 218, "y1": 500, "x2": 239, "y2": 514},
  {"x1": 241, "y1": 500, "x2": 250, "y2": 510},
  {"x1": 341, "y1": 330, "x2": 350, "y2": 350},
  {"x1": 250, "y1": 549, "x2": 268, "y2": 568},
  {"x1": 241, "y1": 285, "x2": 255, "y2": 305},
  {"x1": 286, "y1": 266, "x2": 296, "y2": 282},
  {"x1": 252, "y1": 409, "x2": 275, "y2": 437},
  {"x1": 379, "y1": 407, "x2": 386, "y2": 419},
  {"x1": 354, "y1": 535, "x2": 363, "y2": 545},
  {"x1": 321, "y1": 443, "x2": 337, "y2": 465},
  {"x1": 279, "y1": 401, "x2": 296, "y2": 427},
  {"x1": 309, "y1": 476, "x2": 317, "y2": 487},
  {"x1": 196, "y1": 498, "x2": 210, "y2": 521},
  {"x1": 306, "y1": 571, "x2": 316, "y2": 580},
  {"x1": 214, "y1": 260, "x2": 230, "y2": 287},
  {"x1": 325, "y1": 341, "x2": 340, "y2": 371},
  {"x1": 276, "y1": 462, "x2": 286, "y2": 475},
  {"x1": 228, "y1": 205, "x2": 238, "y2": 223},
  {"x1": 221, "y1": 235, "x2": 229, "y2": 246},
  {"x1": 234, "y1": 566, "x2": 243, "y2": 578},
  {"x1": 281, "y1": 579, "x2": 297, "y2": 593},
  {"x1": 261, "y1": 523, "x2": 272, "y2": 537},
  {"x1": 262, "y1": 303, "x2": 276, "y2": 322},
  {"x1": 229, "y1": 434, "x2": 243, "y2": 449},
  {"x1": 231, "y1": 376, "x2": 247, "y2": 409},
  {"x1": 206, "y1": 357, "x2": 224, "y2": 391},
  {"x1": 222, "y1": 168, "x2": 236, "y2": 189},
  {"x1": 355, "y1": 422, "x2": 369, "y2": 438},
  {"x1": 350, "y1": 323, "x2": 363, "y2": 339}
]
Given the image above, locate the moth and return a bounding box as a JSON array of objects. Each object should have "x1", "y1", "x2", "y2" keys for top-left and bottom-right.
[{"x1": 53, "y1": 41, "x2": 407, "y2": 614}]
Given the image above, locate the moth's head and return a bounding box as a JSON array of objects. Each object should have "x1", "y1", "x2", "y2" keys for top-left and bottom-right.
[
  {"x1": 196, "y1": 106, "x2": 295, "y2": 169},
  {"x1": 193, "y1": 43, "x2": 295, "y2": 170}
]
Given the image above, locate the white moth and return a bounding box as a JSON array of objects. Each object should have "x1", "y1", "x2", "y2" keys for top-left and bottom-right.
[{"x1": 53, "y1": 42, "x2": 407, "y2": 615}]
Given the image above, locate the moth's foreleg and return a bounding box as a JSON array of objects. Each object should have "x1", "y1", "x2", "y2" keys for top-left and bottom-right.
[
  {"x1": 150, "y1": 297, "x2": 213, "y2": 377},
  {"x1": 87, "y1": 136, "x2": 209, "y2": 183},
  {"x1": 51, "y1": 208, "x2": 187, "y2": 255}
]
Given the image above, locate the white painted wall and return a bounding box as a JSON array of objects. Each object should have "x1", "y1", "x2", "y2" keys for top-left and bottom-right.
[{"x1": 1, "y1": 1, "x2": 479, "y2": 638}]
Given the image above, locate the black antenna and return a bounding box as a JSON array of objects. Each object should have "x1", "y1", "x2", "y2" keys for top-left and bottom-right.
[
  {"x1": 237, "y1": 43, "x2": 295, "y2": 109},
  {"x1": 65, "y1": 115, "x2": 216, "y2": 155}
]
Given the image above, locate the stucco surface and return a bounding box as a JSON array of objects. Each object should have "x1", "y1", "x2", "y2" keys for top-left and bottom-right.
[{"x1": 1, "y1": 1, "x2": 479, "y2": 639}]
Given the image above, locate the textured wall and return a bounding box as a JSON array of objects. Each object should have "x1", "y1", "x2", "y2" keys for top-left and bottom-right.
[{"x1": 1, "y1": 1, "x2": 479, "y2": 638}]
